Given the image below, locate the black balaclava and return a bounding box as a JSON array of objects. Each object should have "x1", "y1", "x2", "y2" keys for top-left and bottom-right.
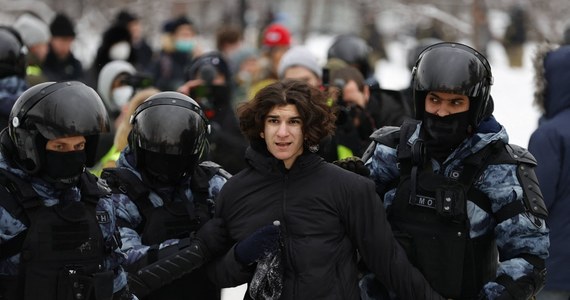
[
  {"x1": 41, "y1": 150, "x2": 86, "y2": 189},
  {"x1": 422, "y1": 111, "x2": 471, "y2": 162}
]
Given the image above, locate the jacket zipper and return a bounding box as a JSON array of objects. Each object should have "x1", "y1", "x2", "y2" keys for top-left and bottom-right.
[{"x1": 281, "y1": 174, "x2": 298, "y2": 298}]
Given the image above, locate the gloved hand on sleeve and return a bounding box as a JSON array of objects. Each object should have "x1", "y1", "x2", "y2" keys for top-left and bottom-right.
[
  {"x1": 332, "y1": 156, "x2": 370, "y2": 177},
  {"x1": 195, "y1": 218, "x2": 229, "y2": 258},
  {"x1": 234, "y1": 222, "x2": 281, "y2": 266}
]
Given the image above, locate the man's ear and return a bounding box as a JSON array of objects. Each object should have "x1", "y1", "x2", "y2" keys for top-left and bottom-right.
[{"x1": 260, "y1": 132, "x2": 265, "y2": 139}]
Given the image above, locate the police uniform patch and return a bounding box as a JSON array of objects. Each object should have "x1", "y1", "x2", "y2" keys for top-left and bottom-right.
[
  {"x1": 96, "y1": 211, "x2": 110, "y2": 223},
  {"x1": 410, "y1": 195, "x2": 437, "y2": 209}
]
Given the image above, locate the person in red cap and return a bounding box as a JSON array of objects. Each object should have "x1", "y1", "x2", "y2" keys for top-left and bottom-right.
[{"x1": 248, "y1": 23, "x2": 292, "y2": 100}]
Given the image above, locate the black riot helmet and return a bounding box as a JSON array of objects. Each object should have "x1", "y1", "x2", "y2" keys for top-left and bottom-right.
[
  {"x1": 129, "y1": 92, "x2": 210, "y2": 182},
  {"x1": 7, "y1": 81, "x2": 110, "y2": 174},
  {"x1": 327, "y1": 34, "x2": 373, "y2": 78},
  {"x1": 412, "y1": 42, "x2": 494, "y2": 128},
  {"x1": 0, "y1": 26, "x2": 27, "y2": 78}
]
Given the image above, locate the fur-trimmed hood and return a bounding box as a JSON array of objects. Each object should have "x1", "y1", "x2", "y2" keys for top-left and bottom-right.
[{"x1": 533, "y1": 43, "x2": 570, "y2": 119}]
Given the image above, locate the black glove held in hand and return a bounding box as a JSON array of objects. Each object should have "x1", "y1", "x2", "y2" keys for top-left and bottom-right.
[
  {"x1": 332, "y1": 156, "x2": 370, "y2": 177},
  {"x1": 195, "y1": 218, "x2": 228, "y2": 258},
  {"x1": 235, "y1": 223, "x2": 280, "y2": 265}
]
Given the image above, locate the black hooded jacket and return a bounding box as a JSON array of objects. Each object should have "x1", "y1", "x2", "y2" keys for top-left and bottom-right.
[{"x1": 208, "y1": 143, "x2": 443, "y2": 300}]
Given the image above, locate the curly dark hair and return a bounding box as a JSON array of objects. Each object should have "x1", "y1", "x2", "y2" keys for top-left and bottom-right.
[{"x1": 237, "y1": 79, "x2": 336, "y2": 148}]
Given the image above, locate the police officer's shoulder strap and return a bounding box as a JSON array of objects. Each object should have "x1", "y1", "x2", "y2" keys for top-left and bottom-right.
[
  {"x1": 370, "y1": 126, "x2": 400, "y2": 148},
  {"x1": 79, "y1": 172, "x2": 111, "y2": 205},
  {"x1": 101, "y1": 167, "x2": 152, "y2": 210},
  {"x1": 190, "y1": 161, "x2": 231, "y2": 202},
  {"x1": 459, "y1": 140, "x2": 506, "y2": 215},
  {"x1": 361, "y1": 126, "x2": 401, "y2": 163},
  {"x1": 462, "y1": 142, "x2": 548, "y2": 221}
]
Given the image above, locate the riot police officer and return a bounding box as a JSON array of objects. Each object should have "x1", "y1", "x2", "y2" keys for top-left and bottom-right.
[
  {"x1": 361, "y1": 42, "x2": 549, "y2": 299},
  {"x1": 0, "y1": 81, "x2": 132, "y2": 299},
  {"x1": 101, "y1": 91, "x2": 230, "y2": 299}
]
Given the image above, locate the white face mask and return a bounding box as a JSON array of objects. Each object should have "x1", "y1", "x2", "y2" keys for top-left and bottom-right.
[
  {"x1": 109, "y1": 41, "x2": 131, "y2": 61},
  {"x1": 112, "y1": 85, "x2": 134, "y2": 107}
]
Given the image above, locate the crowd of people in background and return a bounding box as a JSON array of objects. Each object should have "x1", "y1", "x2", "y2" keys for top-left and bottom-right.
[{"x1": 0, "y1": 5, "x2": 568, "y2": 300}]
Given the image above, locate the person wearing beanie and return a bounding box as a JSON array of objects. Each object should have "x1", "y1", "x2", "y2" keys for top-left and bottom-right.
[
  {"x1": 42, "y1": 12, "x2": 83, "y2": 81},
  {"x1": 278, "y1": 46, "x2": 322, "y2": 87},
  {"x1": 14, "y1": 13, "x2": 51, "y2": 86}
]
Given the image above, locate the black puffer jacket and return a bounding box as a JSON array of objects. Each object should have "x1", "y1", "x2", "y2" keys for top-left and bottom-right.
[{"x1": 208, "y1": 145, "x2": 443, "y2": 300}]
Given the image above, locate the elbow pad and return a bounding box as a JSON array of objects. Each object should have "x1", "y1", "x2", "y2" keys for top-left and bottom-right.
[{"x1": 128, "y1": 239, "x2": 208, "y2": 298}]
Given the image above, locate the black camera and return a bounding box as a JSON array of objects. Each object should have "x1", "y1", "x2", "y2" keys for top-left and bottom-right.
[{"x1": 120, "y1": 73, "x2": 154, "y2": 89}]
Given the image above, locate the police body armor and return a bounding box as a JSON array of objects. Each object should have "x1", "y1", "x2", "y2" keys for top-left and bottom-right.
[
  {"x1": 101, "y1": 161, "x2": 226, "y2": 300},
  {"x1": 0, "y1": 171, "x2": 114, "y2": 300},
  {"x1": 365, "y1": 120, "x2": 547, "y2": 299}
]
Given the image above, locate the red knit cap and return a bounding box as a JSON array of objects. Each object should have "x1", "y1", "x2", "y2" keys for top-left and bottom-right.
[{"x1": 262, "y1": 23, "x2": 291, "y2": 47}]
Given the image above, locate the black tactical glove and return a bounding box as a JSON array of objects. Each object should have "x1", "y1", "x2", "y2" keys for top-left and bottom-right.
[
  {"x1": 234, "y1": 222, "x2": 281, "y2": 265},
  {"x1": 332, "y1": 156, "x2": 370, "y2": 177},
  {"x1": 195, "y1": 218, "x2": 229, "y2": 259}
]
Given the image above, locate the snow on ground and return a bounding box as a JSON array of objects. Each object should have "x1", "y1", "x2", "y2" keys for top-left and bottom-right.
[{"x1": 221, "y1": 37, "x2": 541, "y2": 300}]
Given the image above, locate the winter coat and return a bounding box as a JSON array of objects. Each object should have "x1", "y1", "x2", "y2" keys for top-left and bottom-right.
[
  {"x1": 528, "y1": 44, "x2": 570, "y2": 291},
  {"x1": 151, "y1": 50, "x2": 193, "y2": 91},
  {"x1": 208, "y1": 143, "x2": 443, "y2": 300},
  {"x1": 0, "y1": 152, "x2": 130, "y2": 298},
  {"x1": 367, "y1": 117, "x2": 550, "y2": 298},
  {"x1": 42, "y1": 47, "x2": 84, "y2": 82}
]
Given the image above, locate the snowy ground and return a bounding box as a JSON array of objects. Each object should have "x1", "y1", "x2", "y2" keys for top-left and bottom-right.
[{"x1": 221, "y1": 38, "x2": 541, "y2": 300}]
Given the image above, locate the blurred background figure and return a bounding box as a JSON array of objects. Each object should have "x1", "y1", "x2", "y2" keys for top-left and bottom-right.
[
  {"x1": 42, "y1": 12, "x2": 83, "y2": 81},
  {"x1": 327, "y1": 34, "x2": 376, "y2": 87},
  {"x1": 529, "y1": 42, "x2": 570, "y2": 300},
  {"x1": 216, "y1": 25, "x2": 243, "y2": 62},
  {"x1": 228, "y1": 46, "x2": 259, "y2": 106},
  {"x1": 152, "y1": 15, "x2": 202, "y2": 91},
  {"x1": 329, "y1": 66, "x2": 376, "y2": 158},
  {"x1": 277, "y1": 45, "x2": 322, "y2": 87},
  {"x1": 94, "y1": 60, "x2": 154, "y2": 167},
  {"x1": 115, "y1": 9, "x2": 154, "y2": 73},
  {"x1": 502, "y1": 4, "x2": 528, "y2": 68},
  {"x1": 248, "y1": 22, "x2": 291, "y2": 99},
  {"x1": 86, "y1": 23, "x2": 137, "y2": 88},
  {"x1": 178, "y1": 51, "x2": 247, "y2": 174},
  {"x1": 14, "y1": 13, "x2": 51, "y2": 87},
  {"x1": 0, "y1": 26, "x2": 28, "y2": 129}
]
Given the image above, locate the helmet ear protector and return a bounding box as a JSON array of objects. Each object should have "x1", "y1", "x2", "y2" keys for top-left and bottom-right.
[{"x1": 129, "y1": 96, "x2": 211, "y2": 135}]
